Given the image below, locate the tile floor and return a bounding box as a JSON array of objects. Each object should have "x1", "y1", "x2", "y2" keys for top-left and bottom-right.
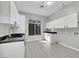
[{"x1": 26, "y1": 41, "x2": 79, "y2": 58}]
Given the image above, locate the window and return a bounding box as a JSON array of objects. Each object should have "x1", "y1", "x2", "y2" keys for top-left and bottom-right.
[{"x1": 28, "y1": 20, "x2": 41, "y2": 36}]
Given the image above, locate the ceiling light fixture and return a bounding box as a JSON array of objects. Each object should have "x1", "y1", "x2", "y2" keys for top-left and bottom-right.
[
  {"x1": 44, "y1": 1, "x2": 55, "y2": 6},
  {"x1": 40, "y1": 1, "x2": 55, "y2": 8},
  {"x1": 47, "y1": 1, "x2": 52, "y2": 5}
]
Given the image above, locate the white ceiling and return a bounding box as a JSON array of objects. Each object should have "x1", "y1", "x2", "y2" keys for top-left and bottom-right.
[{"x1": 15, "y1": 1, "x2": 72, "y2": 16}]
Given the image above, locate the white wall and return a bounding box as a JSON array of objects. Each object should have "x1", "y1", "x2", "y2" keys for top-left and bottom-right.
[
  {"x1": 17, "y1": 15, "x2": 25, "y2": 33},
  {"x1": 11, "y1": 15, "x2": 26, "y2": 34},
  {"x1": 54, "y1": 30, "x2": 79, "y2": 50},
  {"x1": 25, "y1": 13, "x2": 46, "y2": 41}
]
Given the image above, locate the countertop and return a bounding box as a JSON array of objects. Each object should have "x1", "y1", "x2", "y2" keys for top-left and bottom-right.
[
  {"x1": 43, "y1": 31, "x2": 57, "y2": 34},
  {"x1": 0, "y1": 39, "x2": 24, "y2": 44}
]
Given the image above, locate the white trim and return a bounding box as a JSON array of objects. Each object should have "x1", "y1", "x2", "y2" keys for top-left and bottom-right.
[{"x1": 59, "y1": 43, "x2": 79, "y2": 52}]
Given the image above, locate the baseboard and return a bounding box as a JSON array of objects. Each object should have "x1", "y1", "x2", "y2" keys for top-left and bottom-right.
[{"x1": 59, "y1": 43, "x2": 79, "y2": 52}]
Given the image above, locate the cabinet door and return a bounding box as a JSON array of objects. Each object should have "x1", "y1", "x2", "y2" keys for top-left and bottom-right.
[
  {"x1": 0, "y1": 42, "x2": 24, "y2": 58},
  {"x1": 0, "y1": 2, "x2": 9, "y2": 24}
]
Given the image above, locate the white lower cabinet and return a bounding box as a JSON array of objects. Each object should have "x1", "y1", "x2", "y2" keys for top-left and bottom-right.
[
  {"x1": 44, "y1": 33, "x2": 57, "y2": 43},
  {"x1": 0, "y1": 41, "x2": 24, "y2": 58}
]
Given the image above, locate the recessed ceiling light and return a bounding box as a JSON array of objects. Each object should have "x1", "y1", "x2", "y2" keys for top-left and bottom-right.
[
  {"x1": 40, "y1": 1, "x2": 55, "y2": 8},
  {"x1": 44, "y1": 1, "x2": 55, "y2": 6},
  {"x1": 46, "y1": 2, "x2": 52, "y2": 5}
]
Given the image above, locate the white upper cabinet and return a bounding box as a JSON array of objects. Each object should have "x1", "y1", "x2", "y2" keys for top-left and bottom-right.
[
  {"x1": 10, "y1": 1, "x2": 20, "y2": 26},
  {"x1": 0, "y1": 1, "x2": 20, "y2": 25},
  {"x1": 0, "y1": 2, "x2": 9, "y2": 24},
  {"x1": 46, "y1": 13, "x2": 78, "y2": 29}
]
